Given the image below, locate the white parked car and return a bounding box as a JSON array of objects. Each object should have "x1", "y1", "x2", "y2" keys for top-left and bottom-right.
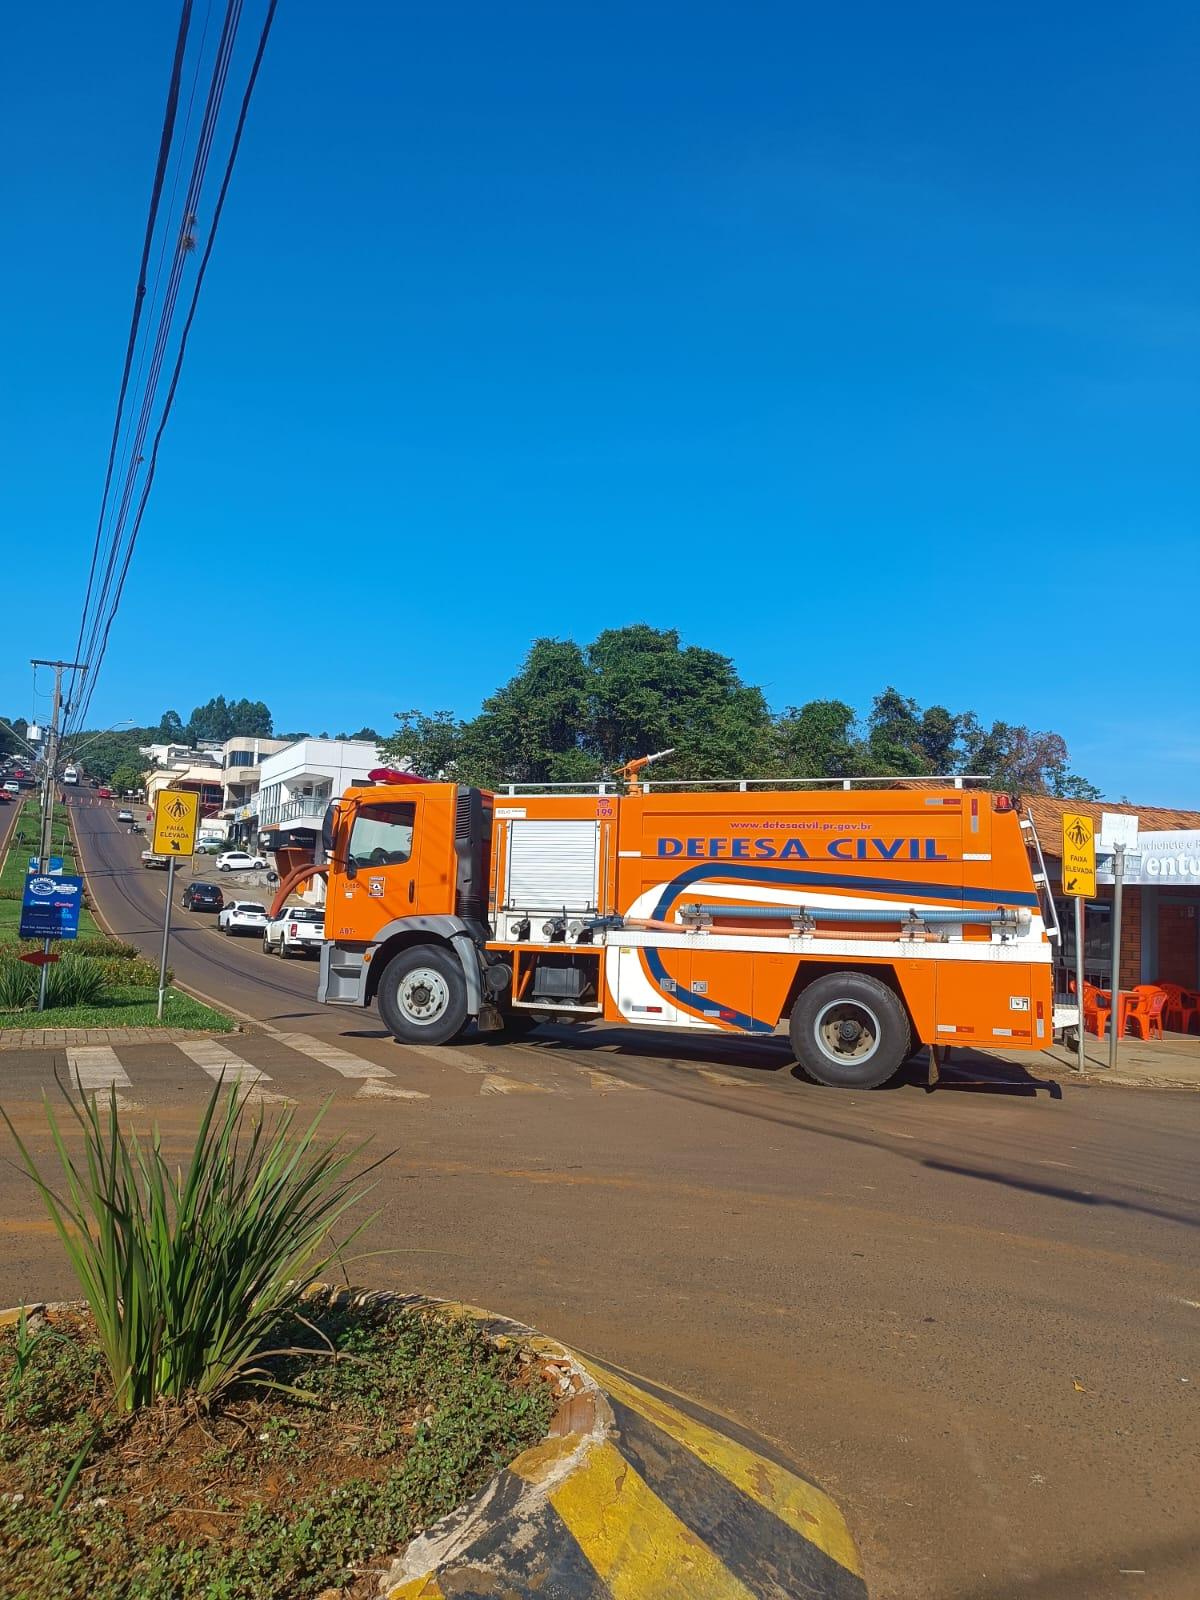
[
  {"x1": 216, "y1": 850, "x2": 268, "y2": 873},
  {"x1": 262, "y1": 904, "x2": 324, "y2": 958},
  {"x1": 117, "y1": 809, "x2": 134, "y2": 823},
  {"x1": 217, "y1": 900, "x2": 270, "y2": 936}
]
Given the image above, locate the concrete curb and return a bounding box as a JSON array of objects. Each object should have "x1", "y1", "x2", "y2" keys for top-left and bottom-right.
[
  {"x1": 2, "y1": 1293, "x2": 867, "y2": 1598},
  {"x1": 380, "y1": 1296, "x2": 867, "y2": 1600}
]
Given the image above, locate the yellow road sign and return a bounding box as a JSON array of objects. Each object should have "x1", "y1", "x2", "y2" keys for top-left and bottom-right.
[
  {"x1": 1061, "y1": 812, "x2": 1096, "y2": 897},
  {"x1": 153, "y1": 789, "x2": 200, "y2": 856}
]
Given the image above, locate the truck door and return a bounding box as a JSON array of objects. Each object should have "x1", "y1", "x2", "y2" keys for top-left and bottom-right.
[{"x1": 334, "y1": 795, "x2": 423, "y2": 937}]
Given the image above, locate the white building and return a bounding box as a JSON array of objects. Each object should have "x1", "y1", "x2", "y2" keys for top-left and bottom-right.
[
  {"x1": 220, "y1": 735, "x2": 291, "y2": 842},
  {"x1": 140, "y1": 742, "x2": 222, "y2": 772},
  {"x1": 255, "y1": 740, "x2": 385, "y2": 899}
]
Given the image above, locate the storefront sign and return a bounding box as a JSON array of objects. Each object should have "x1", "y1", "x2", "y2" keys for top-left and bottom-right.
[
  {"x1": 1097, "y1": 830, "x2": 1200, "y2": 886},
  {"x1": 19, "y1": 875, "x2": 83, "y2": 940}
]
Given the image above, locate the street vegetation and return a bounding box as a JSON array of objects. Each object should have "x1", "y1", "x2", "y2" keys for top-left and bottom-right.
[
  {"x1": 379, "y1": 623, "x2": 1100, "y2": 796},
  {"x1": 0, "y1": 798, "x2": 230, "y2": 1030},
  {"x1": 0, "y1": 1085, "x2": 553, "y2": 1598}
]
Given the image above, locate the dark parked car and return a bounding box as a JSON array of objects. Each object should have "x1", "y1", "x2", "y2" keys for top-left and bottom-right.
[{"x1": 181, "y1": 882, "x2": 224, "y2": 913}]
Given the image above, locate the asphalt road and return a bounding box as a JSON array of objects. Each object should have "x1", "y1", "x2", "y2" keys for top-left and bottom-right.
[
  {"x1": 70, "y1": 793, "x2": 334, "y2": 1027},
  {"x1": 8, "y1": 795, "x2": 1196, "y2": 1599}
]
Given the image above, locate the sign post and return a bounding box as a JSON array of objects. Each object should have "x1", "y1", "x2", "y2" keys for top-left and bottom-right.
[
  {"x1": 157, "y1": 859, "x2": 176, "y2": 1022},
  {"x1": 1060, "y1": 814, "x2": 1097, "y2": 1074},
  {"x1": 151, "y1": 792, "x2": 199, "y2": 1022},
  {"x1": 19, "y1": 874, "x2": 83, "y2": 1013},
  {"x1": 1108, "y1": 843, "x2": 1126, "y2": 1072}
]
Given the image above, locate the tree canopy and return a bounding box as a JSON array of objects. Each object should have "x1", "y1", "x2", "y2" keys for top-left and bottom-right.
[{"x1": 380, "y1": 625, "x2": 1097, "y2": 798}]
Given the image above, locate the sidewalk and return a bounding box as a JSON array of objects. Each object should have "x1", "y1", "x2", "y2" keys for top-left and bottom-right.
[
  {"x1": 0, "y1": 1026, "x2": 238, "y2": 1050},
  {"x1": 985, "y1": 1030, "x2": 1200, "y2": 1091}
]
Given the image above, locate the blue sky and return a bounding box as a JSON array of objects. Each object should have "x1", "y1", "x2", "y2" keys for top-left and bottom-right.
[{"x1": 2, "y1": 2, "x2": 1197, "y2": 802}]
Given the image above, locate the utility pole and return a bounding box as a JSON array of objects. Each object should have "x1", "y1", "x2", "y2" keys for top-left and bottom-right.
[
  {"x1": 1108, "y1": 842, "x2": 1126, "y2": 1072},
  {"x1": 30, "y1": 659, "x2": 87, "y2": 1010}
]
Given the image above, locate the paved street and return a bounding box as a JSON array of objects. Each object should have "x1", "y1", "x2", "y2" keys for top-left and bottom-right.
[{"x1": 1, "y1": 795, "x2": 1195, "y2": 1598}]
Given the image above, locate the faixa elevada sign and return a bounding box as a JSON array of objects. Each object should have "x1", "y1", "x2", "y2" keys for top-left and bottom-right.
[{"x1": 1097, "y1": 830, "x2": 1200, "y2": 887}]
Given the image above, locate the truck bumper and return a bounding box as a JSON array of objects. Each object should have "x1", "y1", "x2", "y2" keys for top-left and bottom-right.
[{"x1": 318, "y1": 941, "x2": 369, "y2": 1006}]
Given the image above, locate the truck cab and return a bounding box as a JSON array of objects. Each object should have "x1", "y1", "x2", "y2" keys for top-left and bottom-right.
[{"x1": 317, "y1": 781, "x2": 502, "y2": 1039}]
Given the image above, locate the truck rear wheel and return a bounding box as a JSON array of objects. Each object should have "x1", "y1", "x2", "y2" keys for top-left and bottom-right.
[
  {"x1": 376, "y1": 945, "x2": 469, "y2": 1046},
  {"x1": 789, "y1": 972, "x2": 910, "y2": 1089}
]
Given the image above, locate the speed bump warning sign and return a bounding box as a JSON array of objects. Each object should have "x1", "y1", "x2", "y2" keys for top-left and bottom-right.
[
  {"x1": 153, "y1": 790, "x2": 200, "y2": 856},
  {"x1": 1061, "y1": 812, "x2": 1096, "y2": 897}
]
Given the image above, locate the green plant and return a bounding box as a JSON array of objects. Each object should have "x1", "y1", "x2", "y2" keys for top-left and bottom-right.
[
  {"x1": 0, "y1": 960, "x2": 35, "y2": 1010},
  {"x1": 3, "y1": 1307, "x2": 73, "y2": 1421},
  {"x1": 43, "y1": 958, "x2": 107, "y2": 1009},
  {"x1": 69, "y1": 936, "x2": 141, "y2": 960},
  {"x1": 2, "y1": 1084, "x2": 385, "y2": 1412}
]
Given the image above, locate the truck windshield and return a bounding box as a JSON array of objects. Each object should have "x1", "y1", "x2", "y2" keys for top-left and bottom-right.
[{"x1": 348, "y1": 802, "x2": 415, "y2": 867}]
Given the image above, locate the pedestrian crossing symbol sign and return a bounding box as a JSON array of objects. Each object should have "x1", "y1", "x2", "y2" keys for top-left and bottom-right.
[
  {"x1": 1061, "y1": 812, "x2": 1096, "y2": 897},
  {"x1": 152, "y1": 789, "x2": 200, "y2": 856}
]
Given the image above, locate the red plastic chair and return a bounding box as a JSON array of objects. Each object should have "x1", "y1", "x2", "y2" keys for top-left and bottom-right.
[
  {"x1": 1082, "y1": 983, "x2": 1111, "y2": 1038},
  {"x1": 1151, "y1": 983, "x2": 1198, "y2": 1035},
  {"x1": 1126, "y1": 991, "x2": 1166, "y2": 1041}
]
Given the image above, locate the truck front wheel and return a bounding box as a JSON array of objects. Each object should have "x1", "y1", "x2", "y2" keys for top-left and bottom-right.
[
  {"x1": 376, "y1": 945, "x2": 469, "y2": 1045},
  {"x1": 789, "y1": 972, "x2": 910, "y2": 1089}
]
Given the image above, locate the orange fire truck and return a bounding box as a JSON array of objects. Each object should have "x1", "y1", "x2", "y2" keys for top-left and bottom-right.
[{"x1": 271, "y1": 767, "x2": 1067, "y2": 1089}]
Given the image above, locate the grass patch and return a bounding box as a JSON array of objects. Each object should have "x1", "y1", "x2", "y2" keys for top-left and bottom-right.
[
  {"x1": 0, "y1": 801, "x2": 233, "y2": 1030},
  {"x1": 0, "y1": 796, "x2": 99, "y2": 939},
  {"x1": 0, "y1": 983, "x2": 234, "y2": 1031},
  {"x1": 0, "y1": 1295, "x2": 554, "y2": 1600}
]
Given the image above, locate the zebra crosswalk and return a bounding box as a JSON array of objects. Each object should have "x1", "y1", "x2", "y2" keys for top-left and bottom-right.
[{"x1": 1, "y1": 1030, "x2": 636, "y2": 1107}]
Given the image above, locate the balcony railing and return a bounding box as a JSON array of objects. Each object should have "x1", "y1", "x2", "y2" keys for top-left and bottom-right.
[{"x1": 258, "y1": 796, "x2": 327, "y2": 828}]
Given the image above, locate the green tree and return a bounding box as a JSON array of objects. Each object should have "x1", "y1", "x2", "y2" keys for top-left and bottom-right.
[
  {"x1": 187, "y1": 695, "x2": 232, "y2": 741},
  {"x1": 156, "y1": 709, "x2": 186, "y2": 741},
  {"x1": 110, "y1": 761, "x2": 145, "y2": 794},
  {"x1": 772, "y1": 700, "x2": 863, "y2": 778},
  {"x1": 61, "y1": 728, "x2": 153, "y2": 784},
  {"x1": 0, "y1": 715, "x2": 31, "y2": 759},
  {"x1": 227, "y1": 698, "x2": 273, "y2": 737},
  {"x1": 470, "y1": 638, "x2": 593, "y2": 784},
  {"x1": 382, "y1": 636, "x2": 1095, "y2": 797},
  {"x1": 382, "y1": 711, "x2": 468, "y2": 779},
  {"x1": 866, "y1": 687, "x2": 927, "y2": 775},
  {"x1": 584, "y1": 625, "x2": 772, "y2": 778}
]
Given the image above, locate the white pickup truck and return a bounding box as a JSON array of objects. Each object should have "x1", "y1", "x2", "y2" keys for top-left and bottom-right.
[
  {"x1": 262, "y1": 904, "x2": 324, "y2": 959},
  {"x1": 141, "y1": 850, "x2": 171, "y2": 870}
]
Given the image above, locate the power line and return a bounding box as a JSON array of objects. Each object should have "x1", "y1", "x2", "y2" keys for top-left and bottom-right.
[
  {"x1": 65, "y1": 0, "x2": 278, "y2": 736},
  {"x1": 68, "y1": 0, "x2": 195, "y2": 716}
]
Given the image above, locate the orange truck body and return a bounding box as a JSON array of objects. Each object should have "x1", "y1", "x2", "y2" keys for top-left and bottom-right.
[{"x1": 312, "y1": 779, "x2": 1061, "y2": 1087}]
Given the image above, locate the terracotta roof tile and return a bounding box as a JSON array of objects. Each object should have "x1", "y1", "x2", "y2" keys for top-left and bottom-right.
[{"x1": 1020, "y1": 794, "x2": 1200, "y2": 856}]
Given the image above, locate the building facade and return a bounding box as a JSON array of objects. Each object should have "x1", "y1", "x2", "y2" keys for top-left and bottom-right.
[
  {"x1": 219, "y1": 736, "x2": 291, "y2": 844},
  {"x1": 254, "y1": 739, "x2": 384, "y2": 900},
  {"x1": 1023, "y1": 796, "x2": 1200, "y2": 993}
]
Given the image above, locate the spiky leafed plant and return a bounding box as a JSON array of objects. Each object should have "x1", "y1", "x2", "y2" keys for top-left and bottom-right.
[{"x1": 2, "y1": 1082, "x2": 384, "y2": 1411}]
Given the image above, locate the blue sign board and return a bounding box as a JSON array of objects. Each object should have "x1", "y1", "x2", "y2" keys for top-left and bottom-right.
[
  {"x1": 27, "y1": 856, "x2": 64, "y2": 876},
  {"x1": 19, "y1": 874, "x2": 83, "y2": 941}
]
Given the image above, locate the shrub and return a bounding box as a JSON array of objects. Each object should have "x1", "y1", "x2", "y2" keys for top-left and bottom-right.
[
  {"x1": 43, "y1": 958, "x2": 108, "y2": 1009},
  {"x1": 1, "y1": 1084, "x2": 382, "y2": 1412},
  {"x1": 0, "y1": 961, "x2": 36, "y2": 1011},
  {"x1": 71, "y1": 936, "x2": 141, "y2": 961},
  {"x1": 0, "y1": 955, "x2": 151, "y2": 1012},
  {"x1": 85, "y1": 955, "x2": 162, "y2": 988}
]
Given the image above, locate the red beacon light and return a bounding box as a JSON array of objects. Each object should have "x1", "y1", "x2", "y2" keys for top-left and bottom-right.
[{"x1": 367, "y1": 767, "x2": 427, "y2": 786}]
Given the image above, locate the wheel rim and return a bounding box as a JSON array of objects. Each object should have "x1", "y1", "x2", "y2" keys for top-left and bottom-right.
[
  {"x1": 812, "y1": 999, "x2": 882, "y2": 1066},
  {"x1": 395, "y1": 966, "x2": 450, "y2": 1026}
]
